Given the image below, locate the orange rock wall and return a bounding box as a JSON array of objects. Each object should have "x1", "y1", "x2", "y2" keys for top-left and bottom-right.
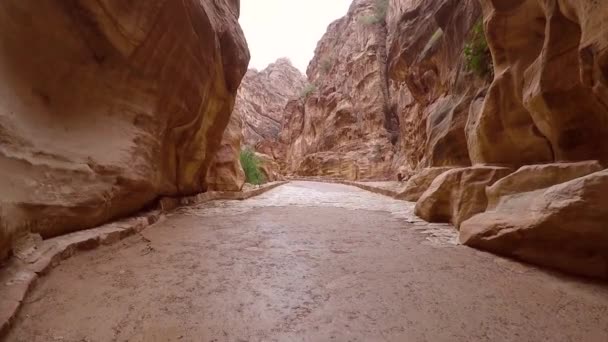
[{"x1": 0, "y1": 0, "x2": 249, "y2": 259}]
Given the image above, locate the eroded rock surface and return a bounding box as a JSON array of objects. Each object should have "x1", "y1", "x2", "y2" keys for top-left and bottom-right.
[
  {"x1": 471, "y1": 0, "x2": 608, "y2": 165},
  {"x1": 236, "y1": 58, "x2": 306, "y2": 146},
  {"x1": 387, "y1": 0, "x2": 483, "y2": 171},
  {"x1": 281, "y1": 0, "x2": 395, "y2": 180},
  {"x1": 453, "y1": 0, "x2": 608, "y2": 278},
  {"x1": 0, "y1": 0, "x2": 249, "y2": 258}
]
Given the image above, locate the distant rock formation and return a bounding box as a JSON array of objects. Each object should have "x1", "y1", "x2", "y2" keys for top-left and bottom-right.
[{"x1": 236, "y1": 58, "x2": 306, "y2": 146}]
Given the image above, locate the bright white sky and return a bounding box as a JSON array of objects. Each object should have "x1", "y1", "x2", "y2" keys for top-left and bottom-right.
[{"x1": 239, "y1": 0, "x2": 352, "y2": 73}]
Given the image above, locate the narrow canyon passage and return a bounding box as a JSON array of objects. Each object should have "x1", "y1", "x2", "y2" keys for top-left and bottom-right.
[{"x1": 8, "y1": 182, "x2": 608, "y2": 342}]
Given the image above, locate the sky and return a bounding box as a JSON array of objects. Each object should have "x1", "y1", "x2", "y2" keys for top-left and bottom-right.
[{"x1": 239, "y1": 0, "x2": 352, "y2": 73}]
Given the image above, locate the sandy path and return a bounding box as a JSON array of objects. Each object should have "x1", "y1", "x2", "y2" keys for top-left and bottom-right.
[{"x1": 7, "y1": 181, "x2": 608, "y2": 341}]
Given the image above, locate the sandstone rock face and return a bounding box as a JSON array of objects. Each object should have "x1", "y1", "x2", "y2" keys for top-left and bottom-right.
[
  {"x1": 381, "y1": 0, "x2": 608, "y2": 278},
  {"x1": 461, "y1": 169, "x2": 608, "y2": 279},
  {"x1": 471, "y1": 0, "x2": 608, "y2": 165},
  {"x1": 387, "y1": 0, "x2": 483, "y2": 171},
  {"x1": 415, "y1": 166, "x2": 513, "y2": 228},
  {"x1": 236, "y1": 58, "x2": 306, "y2": 146},
  {"x1": 281, "y1": 0, "x2": 396, "y2": 180},
  {"x1": 206, "y1": 110, "x2": 246, "y2": 192},
  {"x1": 449, "y1": 0, "x2": 608, "y2": 278},
  {"x1": 396, "y1": 167, "x2": 454, "y2": 201},
  {"x1": 0, "y1": 1, "x2": 249, "y2": 258},
  {"x1": 255, "y1": 152, "x2": 284, "y2": 182}
]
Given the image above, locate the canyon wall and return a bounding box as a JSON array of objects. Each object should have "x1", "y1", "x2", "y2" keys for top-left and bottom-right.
[
  {"x1": 457, "y1": 0, "x2": 608, "y2": 278},
  {"x1": 279, "y1": 0, "x2": 485, "y2": 181},
  {"x1": 384, "y1": 0, "x2": 608, "y2": 278},
  {"x1": 275, "y1": 0, "x2": 608, "y2": 278},
  {"x1": 0, "y1": 0, "x2": 249, "y2": 260},
  {"x1": 387, "y1": 0, "x2": 483, "y2": 172},
  {"x1": 281, "y1": 0, "x2": 396, "y2": 180}
]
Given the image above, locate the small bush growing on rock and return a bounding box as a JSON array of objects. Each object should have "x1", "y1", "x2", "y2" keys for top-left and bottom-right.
[
  {"x1": 320, "y1": 58, "x2": 332, "y2": 74},
  {"x1": 359, "y1": 0, "x2": 389, "y2": 25},
  {"x1": 464, "y1": 20, "x2": 493, "y2": 78},
  {"x1": 240, "y1": 149, "x2": 265, "y2": 185},
  {"x1": 300, "y1": 83, "x2": 317, "y2": 99}
]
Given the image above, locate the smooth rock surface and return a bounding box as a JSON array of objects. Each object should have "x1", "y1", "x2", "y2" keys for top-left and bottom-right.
[
  {"x1": 461, "y1": 169, "x2": 608, "y2": 279},
  {"x1": 471, "y1": 0, "x2": 608, "y2": 165},
  {"x1": 206, "y1": 108, "x2": 246, "y2": 192},
  {"x1": 396, "y1": 167, "x2": 454, "y2": 201},
  {"x1": 415, "y1": 166, "x2": 513, "y2": 228},
  {"x1": 0, "y1": 0, "x2": 249, "y2": 258},
  {"x1": 486, "y1": 161, "x2": 603, "y2": 210}
]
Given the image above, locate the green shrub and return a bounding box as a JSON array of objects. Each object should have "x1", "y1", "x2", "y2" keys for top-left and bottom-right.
[
  {"x1": 320, "y1": 58, "x2": 332, "y2": 73},
  {"x1": 240, "y1": 149, "x2": 265, "y2": 185},
  {"x1": 300, "y1": 83, "x2": 317, "y2": 99},
  {"x1": 360, "y1": 0, "x2": 389, "y2": 25},
  {"x1": 374, "y1": 0, "x2": 389, "y2": 21},
  {"x1": 464, "y1": 20, "x2": 493, "y2": 78}
]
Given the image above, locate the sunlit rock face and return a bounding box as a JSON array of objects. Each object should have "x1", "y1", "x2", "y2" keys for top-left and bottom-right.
[
  {"x1": 281, "y1": 0, "x2": 396, "y2": 180},
  {"x1": 0, "y1": 0, "x2": 249, "y2": 259}
]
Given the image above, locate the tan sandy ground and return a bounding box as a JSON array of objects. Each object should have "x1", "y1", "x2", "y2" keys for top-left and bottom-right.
[{"x1": 7, "y1": 182, "x2": 608, "y2": 342}]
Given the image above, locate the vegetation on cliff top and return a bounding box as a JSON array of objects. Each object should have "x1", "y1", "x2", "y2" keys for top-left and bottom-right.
[
  {"x1": 300, "y1": 83, "x2": 317, "y2": 99},
  {"x1": 240, "y1": 149, "x2": 265, "y2": 185},
  {"x1": 464, "y1": 20, "x2": 493, "y2": 78}
]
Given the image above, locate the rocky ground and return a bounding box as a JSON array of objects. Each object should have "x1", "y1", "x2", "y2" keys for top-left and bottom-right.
[{"x1": 8, "y1": 182, "x2": 608, "y2": 342}]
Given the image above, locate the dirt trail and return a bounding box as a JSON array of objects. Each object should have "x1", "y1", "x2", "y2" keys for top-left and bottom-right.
[{"x1": 7, "y1": 182, "x2": 608, "y2": 342}]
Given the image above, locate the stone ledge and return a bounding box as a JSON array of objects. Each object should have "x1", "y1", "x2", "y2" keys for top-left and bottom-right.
[
  {"x1": 288, "y1": 177, "x2": 404, "y2": 198},
  {"x1": 0, "y1": 181, "x2": 287, "y2": 339}
]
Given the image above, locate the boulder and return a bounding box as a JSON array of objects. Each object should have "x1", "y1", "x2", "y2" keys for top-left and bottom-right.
[
  {"x1": 486, "y1": 161, "x2": 603, "y2": 210},
  {"x1": 415, "y1": 166, "x2": 513, "y2": 228},
  {"x1": 461, "y1": 169, "x2": 608, "y2": 279},
  {"x1": 0, "y1": 0, "x2": 249, "y2": 258},
  {"x1": 396, "y1": 167, "x2": 454, "y2": 201}
]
